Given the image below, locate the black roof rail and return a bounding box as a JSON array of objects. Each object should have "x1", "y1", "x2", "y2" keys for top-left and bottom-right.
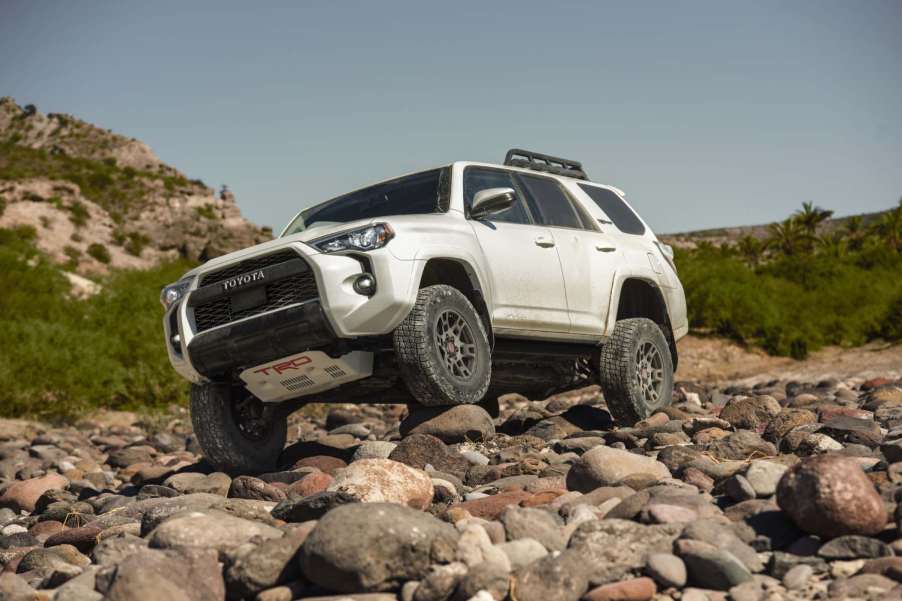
[{"x1": 503, "y1": 148, "x2": 589, "y2": 180}]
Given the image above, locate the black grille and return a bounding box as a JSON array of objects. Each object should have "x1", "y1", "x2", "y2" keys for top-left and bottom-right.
[
  {"x1": 193, "y1": 265, "x2": 319, "y2": 332},
  {"x1": 200, "y1": 250, "x2": 299, "y2": 286}
]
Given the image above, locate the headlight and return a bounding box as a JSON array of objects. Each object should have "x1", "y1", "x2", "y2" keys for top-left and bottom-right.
[
  {"x1": 654, "y1": 241, "x2": 677, "y2": 272},
  {"x1": 311, "y1": 223, "x2": 394, "y2": 253},
  {"x1": 160, "y1": 279, "x2": 192, "y2": 310}
]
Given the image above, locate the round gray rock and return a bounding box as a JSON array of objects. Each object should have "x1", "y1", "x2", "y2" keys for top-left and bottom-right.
[{"x1": 300, "y1": 502, "x2": 459, "y2": 592}]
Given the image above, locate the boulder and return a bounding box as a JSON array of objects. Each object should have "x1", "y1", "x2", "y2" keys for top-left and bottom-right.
[
  {"x1": 776, "y1": 454, "x2": 886, "y2": 537},
  {"x1": 0, "y1": 473, "x2": 69, "y2": 512},
  {"x1": 147, "y1": 510, "x2": 282, "y2": 552},
  {"x1": 300, "y1": 503, "x2": 459, "y2": 593},
  {"x1": 566, "y1": 447, "x2": 670, "y2": 492},
  {"x1": 327, "y1": 458, "x2": 434, "y2": 509},
  {"x1": 400, "y1": 405, "x2": 495, "y2": 443}
]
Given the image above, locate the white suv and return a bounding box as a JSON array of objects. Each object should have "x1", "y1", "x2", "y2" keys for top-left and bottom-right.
[{"x1": 161, "y1": 149, "x2": 688, "y2": 472}]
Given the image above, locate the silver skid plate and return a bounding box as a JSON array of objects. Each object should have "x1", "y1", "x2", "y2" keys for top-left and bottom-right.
[{"x1": 239, "y1": 350, "x2": 373, "y2": 402}]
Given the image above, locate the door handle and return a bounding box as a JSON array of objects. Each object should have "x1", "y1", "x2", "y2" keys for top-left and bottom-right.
[
  {"x1": 534, "y1": 236, "x2": 555, "y2": 248},
  {"x1": 595, "y1": 244, "x2": 617, "y2": 252}
]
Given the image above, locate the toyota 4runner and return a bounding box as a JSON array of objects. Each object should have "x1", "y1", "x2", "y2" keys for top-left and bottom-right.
[{"x1": 161, "y1": 149, "x2": 688, "y2": 472}]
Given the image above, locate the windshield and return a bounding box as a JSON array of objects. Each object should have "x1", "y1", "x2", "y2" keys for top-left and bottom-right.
[{"x1": 282, "y1": 167, "x2": 450, "y2": 236}]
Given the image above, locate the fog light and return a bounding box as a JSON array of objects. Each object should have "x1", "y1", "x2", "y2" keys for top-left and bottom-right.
[
  {"x1": 353, "y1": 274, "x2": 376, "y2": 296},
  {"x1": 171, "y1": 334, "x2": 181, "y2": 347}
]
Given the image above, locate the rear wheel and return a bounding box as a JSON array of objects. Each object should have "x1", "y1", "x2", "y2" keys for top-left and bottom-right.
[
  {"x1": 190, "y1": 383, "x2": 288, "y2": 474},
  {"x1": 393, "y1": 285, "x2": 492, "y2": 407},
  {"x1": 597, "y1": 317, "x2": 673, "y2": 425}
]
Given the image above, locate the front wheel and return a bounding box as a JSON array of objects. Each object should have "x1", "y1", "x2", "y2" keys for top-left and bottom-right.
[
  {"x1": 596, "y1": 318, "x2": 673, "y2": 425},
  {"x1": 393, "y1": 285, "x2": 492, "y2": 407},
  {"x1": 190, "y1": 383, "x2": 288, "y2": 474}
]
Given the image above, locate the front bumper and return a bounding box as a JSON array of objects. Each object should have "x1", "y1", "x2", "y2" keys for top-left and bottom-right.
[
  {"x1": 188, "y1": 301, "x2": 335, "y2": 378},
  {"x1": 163, "y1": 241, "x2": 422, "y2": 384}
]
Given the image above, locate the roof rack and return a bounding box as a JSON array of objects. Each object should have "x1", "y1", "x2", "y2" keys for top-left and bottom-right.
[{"x1": 503, "y1": 148, "x2": 589, "y2": 180}]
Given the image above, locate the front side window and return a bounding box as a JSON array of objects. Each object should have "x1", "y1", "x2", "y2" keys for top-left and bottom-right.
[
  {"x1": 578, "y1": 184, "x2": 646, "y2": 235},
  {"x1": 518, "y1": 174, "x2": 583, "y2": 229},
  {"x1": 463, "y1": 167, "x2": 531, "y2": 225},
  {"x1": 283, "y1": 168, "x2": 449, "y2": 235}
]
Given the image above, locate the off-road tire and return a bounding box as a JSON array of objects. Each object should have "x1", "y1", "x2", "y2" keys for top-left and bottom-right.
[
  {"x1": 393, "y1": 284, "x2": 492, "y2": 407},
  {"x1": 597, "y1": 317, "x2": 673, "y2": 425},
  {"x1": 190, "y1": 383, "x2": 288, "y2": 474}
]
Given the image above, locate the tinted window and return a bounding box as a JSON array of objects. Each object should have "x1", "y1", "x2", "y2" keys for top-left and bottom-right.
[
  {"x1": 518, "y1": 174, "x2": 582, "y2": 229},
  {"x1": 578, "y1": 184, "x2": 646, "y2": 235},
  {"x1": 283, "y1": 168, "x2": 448, "y2": 235},
  {"x1": 463, "y1": 167, "x2": 531, "y2": 225}
]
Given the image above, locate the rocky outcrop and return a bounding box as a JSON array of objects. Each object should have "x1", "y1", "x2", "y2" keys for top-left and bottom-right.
[{"x1": 0, "y1": 97, "x2": 270, "y2": 275}]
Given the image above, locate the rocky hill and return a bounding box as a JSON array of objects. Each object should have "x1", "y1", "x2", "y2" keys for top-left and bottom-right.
[
  {"x1": 0, "y1": 97, "x2": 271, "y2": 275},
  {"x1": 662, "y1": 209, "x2": 889, "y2": 250}
]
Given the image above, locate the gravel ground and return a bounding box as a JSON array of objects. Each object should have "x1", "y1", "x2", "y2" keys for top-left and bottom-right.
[{"x1": 1, "y1": 368, "x2": 902, "y2": 601}]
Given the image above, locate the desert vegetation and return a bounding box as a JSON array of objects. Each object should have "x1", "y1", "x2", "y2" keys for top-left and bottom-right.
[{"x1": 678, "y1": 200, "x2": 902, "y2": 358}]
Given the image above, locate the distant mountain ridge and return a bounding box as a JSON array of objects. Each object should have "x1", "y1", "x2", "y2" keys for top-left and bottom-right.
[
  {"x1": 0, "y1": 97, "x2": 271, "y2": 275},
  {"x1": 661, "y1": 209, "x2": 891, "y2": 249}
]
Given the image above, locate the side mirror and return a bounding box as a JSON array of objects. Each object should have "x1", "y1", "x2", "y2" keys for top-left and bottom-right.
[{"x1": 471, "y1": 187, "x2": 516, "y2": 219}]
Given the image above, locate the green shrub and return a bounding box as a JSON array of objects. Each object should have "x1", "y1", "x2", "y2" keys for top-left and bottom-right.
[
  {"x1": 676, "y1": 234, "x2": 902, "y2": 358},
  {"x1": 194, "y1": 203, "x2": 217, "y2": 219},
  {"x1": 125, "y1": 232, "x2": 151, "y2": 257},
  {"x1": 63, "y1": 246, "x2": 81, "y2": 271},
  {"x1": 87, "y1": 243, "x2": 111, "y2": 264},
  {"x1": 0, "y1": 227, "x2": 194, "y2": 420},
  {"x1": 66, "y1": 201, "x2": 89, "y2": 228}
]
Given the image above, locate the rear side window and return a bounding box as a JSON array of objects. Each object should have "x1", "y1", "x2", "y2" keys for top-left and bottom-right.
[
  {"x1": 578, "y1": 184, "x2": 646, "y2": 235},
  {"x1": 518, "y1": 174, "x2": 583, "y2": 229}
]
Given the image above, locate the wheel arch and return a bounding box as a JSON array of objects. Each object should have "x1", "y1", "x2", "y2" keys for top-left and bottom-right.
[
  {"x1": 608, "y1": 276, "x2": 678, "y2": 371},
  {"x1": 417, "y1": 257, "x2": 494, "y2": 349}
]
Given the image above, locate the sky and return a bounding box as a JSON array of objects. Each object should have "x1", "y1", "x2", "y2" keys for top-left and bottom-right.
[{"x1": 1, "y1": 1, "x2": 900, "y2": 233}]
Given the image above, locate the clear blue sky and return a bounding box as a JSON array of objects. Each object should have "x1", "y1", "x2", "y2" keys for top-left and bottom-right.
[{"x1": 2, "y1": 1, "x2": 900, "y2": 233}]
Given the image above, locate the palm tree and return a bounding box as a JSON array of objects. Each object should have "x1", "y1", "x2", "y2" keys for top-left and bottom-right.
[
  {"x1": 767, "y1": 218, "x2": 812, "y2": 256},
  {"x1": 736, "y1": 234, "x2": 765, "y2": 267},
  {"x1": 843, "y1": 215, "x2": 866, "y2": 251},
  {"x1": 817, "y1": 231, "x2": 847, "y2": 258},
  {"x1": 794, "y1": 201, "x2": 834, "y2": 235},
  {"x1": 872, "y1": 199, "x2": 902, "y2": 252}
]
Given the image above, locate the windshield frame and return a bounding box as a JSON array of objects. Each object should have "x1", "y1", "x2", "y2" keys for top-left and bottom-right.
[{"x1": 280, "y1": 166, "x2": 451, "y2": 237}]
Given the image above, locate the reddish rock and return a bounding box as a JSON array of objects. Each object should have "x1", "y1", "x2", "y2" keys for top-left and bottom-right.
[
  {"x1": 293, "y1": 456, "x2": 347, "y2": 475},
  {"x1": 693, "y1": 427, "x2": 729, "y2": 444},
  {"x1": 681, "y1": 467, "x2": 715, "y2": 493},
  {"x1": 636, "y1": 413, "x2": 669, "y2": 429},
  {"x1": 44, "y1": 525, "x2": 102, "y2": 553},
  {"x1": 583, "y1": 576, "x2": 656, "y2": 601},
  {"x1": 862, "y1": 377, "x2": 891, "y2": 390},
  {"x1": 0, "y1": 473, "x2": 68, "y2": 512},
  {"x1": 776, "y1": 454, "x2": 887, "y2": 537},
  {"x1": 453, "y1": 490, "x2": 532, "y2": 519},
  {"x1": 289, "y1": 472, "x2": 334, "y2": 497},
  {"x1": 521, "y1": 489, "x2": 566, "y2": 507},
  {"x1": 28, "y1": 520, "x2": 67, "y2": 542}
]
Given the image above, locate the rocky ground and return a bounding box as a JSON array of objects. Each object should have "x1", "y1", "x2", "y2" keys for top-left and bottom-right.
[{"x1": 1, "y1": 363, "x2": 902, "y2": 601}]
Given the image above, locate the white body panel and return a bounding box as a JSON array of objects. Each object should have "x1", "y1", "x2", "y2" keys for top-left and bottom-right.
[{"x1": 163, "y1": 159, "x2": 688, "y2": 396}]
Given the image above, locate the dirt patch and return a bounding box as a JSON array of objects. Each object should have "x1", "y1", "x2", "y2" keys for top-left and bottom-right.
[{"x1": 676, "y1": 335, "x2": 902, "y2": 385}]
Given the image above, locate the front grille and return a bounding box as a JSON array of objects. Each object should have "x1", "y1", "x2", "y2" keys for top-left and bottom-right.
[
  {"x1": 200, "y1": 250, "x2": 299, "y2": 286},
  {"x1": 193, "y1": 253, "x2": 319, "y2": 332}
]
